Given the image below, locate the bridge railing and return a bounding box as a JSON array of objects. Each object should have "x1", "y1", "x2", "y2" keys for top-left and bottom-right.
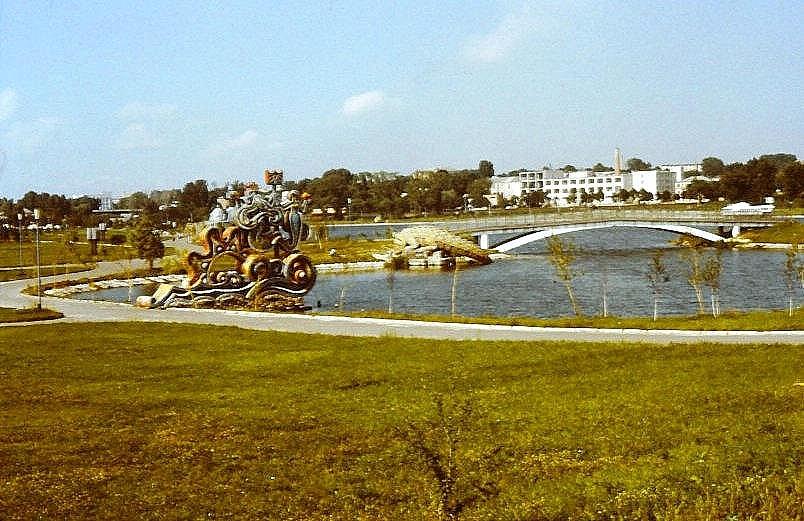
[{"x1": 441, "y1": 208, "x2": 784, "y2": 233}]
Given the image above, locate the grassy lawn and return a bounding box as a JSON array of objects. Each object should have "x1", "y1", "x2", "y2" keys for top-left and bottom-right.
[
  {"x1": 0, "y1": 306, "x2": 63, "y2": 323},
  {"x1": 0, "y1": 264, "x2": 92, "y2": 283},
  {"x1": 330, "y1": 308, "x2": 804, "y2": 331},
  {"x1": 0, "y1": 239, "x2": 137, "y2": 268},
  {"x1": 740, "y1": 221, "x2": 804, "y2": 244},
  {"x1": 0, "y1": 323, "x2": 801, "y2": 520}
]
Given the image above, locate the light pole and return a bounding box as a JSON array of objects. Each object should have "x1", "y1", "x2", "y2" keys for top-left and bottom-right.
[
  {"x1": 17, "y1": 212, "x2": 23, "y2": 276},
  {"x1": 34, "y1": 208, "x2": 42, "y2": 309}
]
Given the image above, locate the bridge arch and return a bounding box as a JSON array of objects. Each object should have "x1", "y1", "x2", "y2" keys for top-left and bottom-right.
[{"x1": 491, "y1": 222, "x2": 724, "y2": 252}]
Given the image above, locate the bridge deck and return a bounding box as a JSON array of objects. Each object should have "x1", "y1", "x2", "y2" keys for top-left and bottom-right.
[{"x1": 438, "y1": 209, "x2": 781, "y2": 235}]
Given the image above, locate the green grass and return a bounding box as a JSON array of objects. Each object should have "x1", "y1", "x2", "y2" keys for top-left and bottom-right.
[
  {"x1": 0, "y1": 264, "x2": 93, "y2": 282},
  {"x1": 302, "y1": 237, "x2": 394, "y2": 264},
  {"x1": 740, "y1": 221, "x2": 804, "y2": 244},
  {"x1": 0, "y1": 238, "x2": 137, "y2": 268},
  {"x1": 0, "y1": 322, "x2": 801, "y2": 519},
  {"x1": 0, "y1": 306, "x2": 63, "y2": 323},
  {"x1": 328, "y1": 308, "x2": 804, "y2": 331}
]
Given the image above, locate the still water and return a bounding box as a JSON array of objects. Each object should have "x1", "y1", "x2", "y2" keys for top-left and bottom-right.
[
  {"x1": 307, "y1": 228, "x2": 787, "y2": 318},
  {"x1": 77, "y1": 228, "x2": 790, "y2": 318}
]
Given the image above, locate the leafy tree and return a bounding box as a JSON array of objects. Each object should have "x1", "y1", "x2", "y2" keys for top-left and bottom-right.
[
  {"x1": 178, "y1": 180, "x2": 211, "y2": 222},
  {"x1": 637, "y1": 189, "x2": 653, "y2": 202},
  {"x1": 566, "y1": 188, "x2": 577, "y2": 205},
  {"x1": 468, "y1": 178, "x2": 491, "y2": 207},
  {"x1": 683, "y1": 179, "x2": 721, "y2": 201},
  {"x1": 310, "y1": 168, "x2": 354, "y2": 218},
  {"x1": 777, "y1": 162, "x2": 804, "y2": 201},
  {"x1": 658, "y1": 190, "x2": 674, "y2": 202},
  {"x1": 132, "y1": 216, "x2": 165, "y2": 270},
  {"x1": 592, "y1": 162, "x2": 613, "y2": 172},
  {"x1": 758, "y1": 153, "x2": 797, "y2": 170},
  {"x1": 701, "y1": 157, "x2": 725, "y2": 177},
  {"x1": 614, "y1": 188, "x2": 631, "y2": 203},
  {"x1": 561, "y1": 165, "x2": 577, "y2": 172},
  {"x1": 547, "y1": 236, "x2": 582, "y2": 316},
  {"x1": 478, "y1": 160, "x2": 494, "y2": 178},
  {"x1": 627, "y1": 157, "x2": 651, "y2": 171},
  {"x1": 523, "y1": 190, "x2": 545, "y2": 208},
  {"x1": 719, "y1": 158, "x2": 778, "y2": 203}
]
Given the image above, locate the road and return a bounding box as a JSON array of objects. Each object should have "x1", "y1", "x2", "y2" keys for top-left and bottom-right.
[{"x1": 1, "y1": 260, "x2": 802, "y2": 345}]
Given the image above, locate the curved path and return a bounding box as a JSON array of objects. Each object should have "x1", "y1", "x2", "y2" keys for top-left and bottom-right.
[{"x1": 1, "y1": 261, "x2": 802, "y2": 345}]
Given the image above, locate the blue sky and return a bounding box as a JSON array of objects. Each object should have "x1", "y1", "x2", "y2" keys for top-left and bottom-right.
[{"x1": 1, "y1": 0, "x2": 801, "y2": 198}]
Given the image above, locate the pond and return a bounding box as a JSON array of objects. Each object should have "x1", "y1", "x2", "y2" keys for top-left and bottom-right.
[{"x1": 71, "y1": 228, "x2": 794, "y2": 318}]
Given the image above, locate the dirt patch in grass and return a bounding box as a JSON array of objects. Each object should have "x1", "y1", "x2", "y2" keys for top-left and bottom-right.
[{"x1": 0, "y1": 306, "x2": 63, "y2": 323}]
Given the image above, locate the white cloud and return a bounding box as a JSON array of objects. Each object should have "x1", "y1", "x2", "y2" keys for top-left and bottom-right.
[
  {"x1": 0, "y1": 88, "x2": 18, "y2": 121},
  {"x1": 205, "y1": 129, "x2": 261, "y2": 156},
  {"x1": 341, "y1": 90, "x2": 386, "y2": 116},
  {"x1": 117, "y1": 101, "x2": 177, "y2": 121},
  {"x1": 463, "y1": 8, "x2": 536, "y2": 63},
  {"x1": 3, "y1": 117, "x2": 58, "y2": 151},
  {"x1": 116, "y1": 123, "x2": 161, "y2": 150}
]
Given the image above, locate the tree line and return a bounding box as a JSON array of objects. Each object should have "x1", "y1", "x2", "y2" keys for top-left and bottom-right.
[{"x1": 683, "y1": 154, "x2": 803, "y2": 204}]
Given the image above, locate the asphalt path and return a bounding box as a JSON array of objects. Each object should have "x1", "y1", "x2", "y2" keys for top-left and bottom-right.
[{"x1": 1, "y1": 260, "x2": 803, "y2": 345}]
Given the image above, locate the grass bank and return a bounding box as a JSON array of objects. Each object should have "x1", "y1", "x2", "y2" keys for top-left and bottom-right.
[
  {"x1": 739, "y1": 221, "x2": 804, "y2": 244},
  {"x1": 328, "y1": 308, "x2": 804, "y2": 331},
  {"x1": 1, "y1": 323, "x2": 801, "y2": 519}
]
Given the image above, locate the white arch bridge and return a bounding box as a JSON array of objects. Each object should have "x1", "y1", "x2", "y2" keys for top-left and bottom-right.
[{"x1": 458, "y1": 212, "x2": 782, "y2": 252}]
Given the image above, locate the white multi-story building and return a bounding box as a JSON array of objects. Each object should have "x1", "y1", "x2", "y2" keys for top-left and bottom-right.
[
  {"x1": 657, "y1": 163, "x2": 702, "y2": 183},
  {"x1": 490, "y1": 176, "x2": 522, "y2": 200},
  {"x1": 539, "y1": 169, "x2": 629, "y2": 206},
  {"x1": 628, "y1": 170, "x2": 676, "y2": 197},
  {"x1": 517, "y1": 170, "x2": 543, "y2": 194}
]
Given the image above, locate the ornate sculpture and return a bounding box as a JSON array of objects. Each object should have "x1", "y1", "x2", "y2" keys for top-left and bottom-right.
[{"x1": 141, "y1": 170, "x2": 317, "y2": 310}]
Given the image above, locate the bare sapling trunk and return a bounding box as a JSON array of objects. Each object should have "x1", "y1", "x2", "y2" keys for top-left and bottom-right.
[
  {"x1": 547, "y1": 236, "x2": 582, "y2": 317},
  {"x1": 682, "y1": 246, "x2": 706, "y2": 314},
  {"x1": 647, "y1": 250, "x2": 668, "y2": 321},
  {"x1": 387, "y1": 267, "x2": 395, "y2": 314},
  {"x1": 702, "y1": 250, "x2": 723, "y2": 318},
  {"x1": 784, "y1": 244, "x2": 800, "y2": 317},
  {"x1": 450, "y1": 262, "x2": 459, "y2": 317}
]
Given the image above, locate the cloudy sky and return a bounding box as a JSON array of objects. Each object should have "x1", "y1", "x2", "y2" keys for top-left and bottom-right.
[{"x1": 1, "y1": 0, "x2": 801, "y2": 198}]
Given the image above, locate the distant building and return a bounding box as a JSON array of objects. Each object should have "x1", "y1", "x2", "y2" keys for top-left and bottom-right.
[
  {"x1": 518, "y1": 170, "x2": 543, "y2": 195},
  {"x1": 629, "y1": 170, "x2": 676, "y2": 197},
  {"x1": 490, "y1": 176, "x2": 522, "y2": 200},
  {"x1": 675, "y1": 175, "x2": 720, "y2": 195},
  {"x1": 657, "y1": 163, "x2": 702, "y2": 183},
  {"x1": 539, "y1": 169, "x2": 628, "y2": 206}
]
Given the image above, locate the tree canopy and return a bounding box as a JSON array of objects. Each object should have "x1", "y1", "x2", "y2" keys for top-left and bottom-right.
[{"x1": 626, "y1": 157, "x2": 652, "y2": 171}]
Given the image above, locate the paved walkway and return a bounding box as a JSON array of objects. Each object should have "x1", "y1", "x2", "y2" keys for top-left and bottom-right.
[{"x1": 1, "y1": 261, "x2": 803, "y2": 345}]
